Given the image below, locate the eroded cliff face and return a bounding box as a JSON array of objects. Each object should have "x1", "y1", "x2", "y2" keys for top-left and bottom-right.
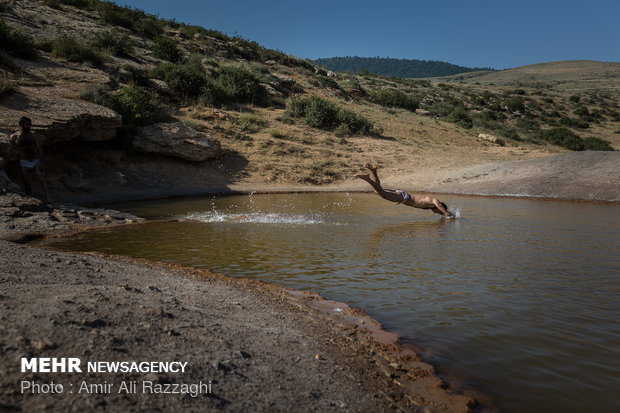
[{"x1": 0, "y1": 63, "x2": 228, "y2": 204}]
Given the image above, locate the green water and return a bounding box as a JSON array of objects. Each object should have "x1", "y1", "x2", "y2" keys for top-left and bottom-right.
[{"x1": 42, "y1": 193, "x2": 620, "y2": 412}]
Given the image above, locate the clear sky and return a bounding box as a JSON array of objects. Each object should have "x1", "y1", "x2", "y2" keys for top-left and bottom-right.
[{"x1": 113, "y1": 0, "x2": 619, "y2": 70}]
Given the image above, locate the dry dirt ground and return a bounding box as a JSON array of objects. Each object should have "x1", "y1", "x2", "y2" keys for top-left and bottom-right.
[{"x1": 0, "y1": 237, "x2": 479, "y2": 413}]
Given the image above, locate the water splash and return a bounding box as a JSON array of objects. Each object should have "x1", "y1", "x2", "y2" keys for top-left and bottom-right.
[
  {"x1": 449, "y1": 207, "x2": 462, "y2": 219},
  {"x1": 183, "y1": 211, "x2": 323, "y2": 225}
]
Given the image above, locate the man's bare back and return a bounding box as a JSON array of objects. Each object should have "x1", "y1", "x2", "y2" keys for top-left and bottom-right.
[{"x1": 355, "y1": 163, "x2": 453, "y2": 217}]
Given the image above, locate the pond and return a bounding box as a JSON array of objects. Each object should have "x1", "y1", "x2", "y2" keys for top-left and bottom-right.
[{"x1": 40, "y1": 193, "x2": 620, "y2": 413}]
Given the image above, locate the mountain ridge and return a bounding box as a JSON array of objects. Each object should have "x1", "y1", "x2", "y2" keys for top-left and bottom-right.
[{"x1": 314, "y1": 56, "x2": 494, "y2": 78}]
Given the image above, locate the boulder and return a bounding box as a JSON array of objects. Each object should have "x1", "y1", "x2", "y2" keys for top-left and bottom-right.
[
  {"x1": 0, "y1": 91, "x2": 121, "y2": 145},
  {"x1": 132, "y1": 122, "x2": 221, "y2": 162},
  {"x1": 149, "y1": 79, "x2": 179, "y2": 98},
  {"x1": 478, "y1": 133, "x2": 505, "y2": 146},
  {"x1": 270, "y1": 74, "x2": 300, "y2": 96},
  {"x1": 344, "y1": 87, "x2": 369, "y2": 99},
  {"x1": 415, "y1": 109, "x2": 431, "y2": 116}
]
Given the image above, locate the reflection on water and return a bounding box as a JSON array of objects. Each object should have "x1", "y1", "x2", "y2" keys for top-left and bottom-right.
[{"x1": 42, "y1": 193, "x2": 620, "y2": 413}]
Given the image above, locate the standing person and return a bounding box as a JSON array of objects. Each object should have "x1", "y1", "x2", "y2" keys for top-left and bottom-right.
[
  {"x1": 355, "y1": 163, "x2": 453, "y2": 217},
  {"x1": 7, "y1": 117, "x2": 52, "y2": 205}
]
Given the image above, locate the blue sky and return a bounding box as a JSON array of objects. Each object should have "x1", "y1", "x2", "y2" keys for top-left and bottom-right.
[{"x1": 114, "y1": 0, "x2": 619, "y2": 69}]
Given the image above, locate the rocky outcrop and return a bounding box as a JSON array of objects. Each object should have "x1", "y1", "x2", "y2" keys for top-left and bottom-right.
[
  {"x1": 0, "y1": 191, "x2": 142, "y2": 242},
  {"x1": 0, "y1": 90, "x2": 122, "y2": 145},
  {"x1": 478, "y1": 133, "x2": 505, "y2": 146},
  {"x1": 269, "y1": 73, "x2": 301, "y2": 97},
  {"x1": 132, "y1": 122, "x2": 221, "y2": 162}
]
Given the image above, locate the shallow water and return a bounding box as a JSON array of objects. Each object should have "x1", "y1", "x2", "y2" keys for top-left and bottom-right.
[{"x1": 42, "y1": 193, "x2": 620, "y2": 412}]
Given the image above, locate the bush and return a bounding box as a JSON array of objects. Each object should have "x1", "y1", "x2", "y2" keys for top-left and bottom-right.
[
  {"x1": 49, "y1": 37, "x2": 104, "y2": 66},
  {"x1": 504, "y1": 96, "x2": 525, "y2": 113},
  {"x1": 214, "y1": 66, "x2": 269, "y2": 106},
  {"x1": 285, "y1": 96, "x2": 307, "y2": 118},
  {"x1": 152, "y1": 36, "x2": 182, "y2": 62},
  {"x1": 198, "y1": 80, "x2": 226, "y2": 107},
  {"x1": 91, "y1": 30, "x2": 134, "y2": 58},
  {"x1": 540, "y1": 127, "x2": 584, "y2": 151},
  {"x1": 304, "y1": 96, "x2": 340, "y2": 129},
  {"x1": 285, "y1": 95, "x2": 375, "y2": 136},
  {"x1": 113, "y1": 83, "x2": 163, "y2": 133},
  {"x1": 427, "y1": 102, "x2": 455, "y2": 117},
  {"x1": 79, "y1": 83, "x2": 111, "y2": 107},
  {"x1": 559, "y1": 116, "x2": 589, "y2": 129},
  {"x1": 447, "y1": 107, "x2": 473, "y2": 128},
  {"x1": 43, "y1": 0, "x2": 93, "y2": 8},
  {"x1": 0, "y1": 19, "x2": 38, "y2": 60},
  {"x1": 138, "y1": 16, "x2": 165, "y2": 39},
  {"x1": 372, "y1": 89, "x2": 419, "y2": 111},
  {"x1": 0, "y1": 74, "x2": 16, "y2": 97},
  {"x1": 43, "y1": 0, "x2": 62, "y2": 9},
  {"x1": 583, "y1": 137, "x2": 614, "y2": 151},
  {"x1": 150, "y1": 62, "x2": 207, "y2": 98},
  {"x1": 98, "y1": 2, "x2": 164, "y2": 38},
  {"x1": 336, "y1": 107, "x2": 374, "y2": 135},
  {"x1": 233, "y1": 114, "x2": 267, "y2": 133}
]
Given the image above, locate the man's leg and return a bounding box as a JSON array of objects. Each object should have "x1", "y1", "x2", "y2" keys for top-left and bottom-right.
[
  {"x1": 34, "y1": 167, "x2": 52, "y2": 204},
  {"x1": 364, "y1": 163, "x2": 381, "y2": 185},
  {"x1": 355, "y1": 170, "x2": 403, "y2": 203},
  {"x1": 20, "y1": 167, "x2": 33, "y2": 195}
]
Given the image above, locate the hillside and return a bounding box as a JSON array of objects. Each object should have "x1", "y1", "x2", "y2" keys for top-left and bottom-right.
[
  {"x1": 0, "y1": 0, "x2": 619, "y2": 204},
  {"x1": 435, "y1": 60, "x2": 620, "y2": 93},
  {"x1": 314, "y1": 56, "x2": 492, "y2": 78}
]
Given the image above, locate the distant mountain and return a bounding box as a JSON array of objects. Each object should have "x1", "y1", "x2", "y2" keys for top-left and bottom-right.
[{"x1": 313, "y1": 56, "x2": 494, "y2": 78}]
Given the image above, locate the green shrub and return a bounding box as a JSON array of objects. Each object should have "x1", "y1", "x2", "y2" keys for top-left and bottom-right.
[
  {"x1": 98, "y1": 2, "x2": 164, "y2": 38},
  {"x1": 497, "y1": 126, "x2": 521, "y2": 141},
  {"x1": 0, "y1": 19, "x2": 38, "y2": 60},
  {"x1": 234, "y1": 114, "x2": 268, "y2": 133},
  {"x1": 504, "y1": 96, "x2": 525, "y2": 113},
  {"x1": 371, "y1": 89, "x2": 419, "y2": 111},
  {"x1": 540, "y1": 127, "x2": 584, "y2": 151},
  {"x1": 583, "y1": 137, "x2": 614, "y2": 151},
  {"x1": 91, "y1": 30, "x2": 134, "y2": 58},
  {"x1": 198, "y1": 80, "x2": 226, "y2": 107},
  {"x1": 214, "y1": 66, "x2": 269, "y2": 106},
  {"x1": 113, "y1": 83, "x2": 163, "y2": 133},
  {"x1": 152, "y1": 36, "x2": 182, "y2": 62},
  {"x1": 43, "y1": 0, "x2": 62, "y2": 9},
  {"x1": 447, "y1": 107, "x2": 473, "y2": 128},
  {"x1": 79, "y1": 83, "x2": 111, "y2": 107},
  {"x1": 99, "y1": 2, "x2": 134, "y2": 30},
  {"x1": 569, "y1": 95, "x2": 580, "y2": 103},
  {"x1": 285, "y1": 96, "x2": 308, "y2": 118},
  {"x1": 49, "y1": 37, "x2": 104, "y2": 66},
  {"x1": 336, "y1": 107, "x2": 374, "y2": 135},
  {"x1": 0, "y1": 3, "x2": 13, "y2": 13},
  {"x1": 43, "y1": 0, "x2": 93, "y2": 8},
  {"x1": 304, "y1": 96, "x2": 340, "y2": 129},
  {"x1": 605, "y1": 110, "x2": 620, "y2": 122},
  {"x1": 138, "y1": 16, "x2": 165, "y2": 39},
  {"x1": 150, "y1": 62, "x2": 207, "y2": 98},
  {"x1": 559, "y1": 116, "x2": 589, "y2": 129},
  {"x1": 285, "y1": 95, "x2": 374, "y2": 136},
  {"x1": 0, "y1": 74, "x2": 16, "y2": 97},
  {"x1": 427, "y1": 102, "x2": 455, "y2": 117}
]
